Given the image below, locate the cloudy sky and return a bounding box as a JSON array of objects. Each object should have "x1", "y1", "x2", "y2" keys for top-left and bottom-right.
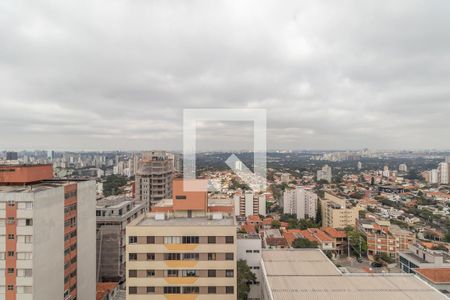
[{"x1": 1, "y1": 0, "x2": 450, "y2": 151}]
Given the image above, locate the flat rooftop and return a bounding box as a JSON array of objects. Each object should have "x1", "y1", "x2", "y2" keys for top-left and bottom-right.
[
  {"x1": 0, "y1": 180, "x2": 84, "y2": 193},
  {"x1": 262, "y1": 250, "x2": 446, "y2": 300},
  {"x1": 134, "y1": 214, "x2": 235, "y2": 226}
]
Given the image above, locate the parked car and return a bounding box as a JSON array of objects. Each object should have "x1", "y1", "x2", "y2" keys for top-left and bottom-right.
[{"x1": 371, "y1": 262, "x2": 383, "y2": 268}]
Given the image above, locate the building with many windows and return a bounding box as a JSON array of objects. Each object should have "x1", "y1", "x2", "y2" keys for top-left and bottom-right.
[
  {"x1": 320, "y1": 193, "x2": 360, "y2": 229},
  {"x1": 0, "y1": 164, "x2": 96, "y2": 300},
  {"x1": 237, "y1": 233, "x2": 261, "y2": 300},
  {"x1": 283, "y1": 187, "x2": 317, "y2": 220},
  {"x1": 126, "y1": 179, "x2": 237, "y2": 299}
]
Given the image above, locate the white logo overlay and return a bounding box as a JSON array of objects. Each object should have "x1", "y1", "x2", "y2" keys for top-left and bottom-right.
[{"x1": 183, "y1": 108, "x2": 267, "y2": 193}]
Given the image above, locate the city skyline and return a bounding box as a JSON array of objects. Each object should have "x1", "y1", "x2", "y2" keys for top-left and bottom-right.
[{"x1": 1, "y1": 1, "x2": 450, "y2": 150}]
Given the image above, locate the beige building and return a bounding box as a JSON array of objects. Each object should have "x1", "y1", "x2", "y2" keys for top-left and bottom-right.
[
  {"x1": 320, "y1": 193, "x2": 360, "y2": 229},
  {"x1": 126, "y1": 179, "x2": 237, "y2": 299}
]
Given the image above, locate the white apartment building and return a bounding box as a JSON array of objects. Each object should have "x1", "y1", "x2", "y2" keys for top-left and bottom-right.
[
  {"x1": 234, "y1": 192, "x2": 266, "y2": 217},
  {"x1": 237, "y1": 234, "x2": 262, "y2": 300},
  {"x1": 317, "y1": 165, "x2": 332, "y2": 183},
  {"x1": 283, "y1": 187, "x2": 317, "y2": 220},
  {"x1": 438, "y1": 162, "x2": 449, "y2": 184}
]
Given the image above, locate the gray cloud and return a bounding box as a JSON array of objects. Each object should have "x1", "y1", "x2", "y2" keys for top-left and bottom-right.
[{"x1": 1, "y1": 0, "x2": 450, "y2": 151}]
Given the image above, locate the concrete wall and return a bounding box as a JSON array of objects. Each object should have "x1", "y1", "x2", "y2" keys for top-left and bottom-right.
[
  {"x1": 77, "y1": 181, "x2": 96, "y2": 300},
  {"x1": 33, "y1": 187, "x2": 64, "y2": 300}
]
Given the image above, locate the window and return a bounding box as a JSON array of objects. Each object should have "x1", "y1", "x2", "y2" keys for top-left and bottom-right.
[
  {"x1": 129, "y1": 253, "x2": 137, "y2": 261},
  {"x1": 226, "y1": 270, "x2": 234, "y2": 277},
  {"x1": 7, "y1": 251, "x2": 15, "y2": 257},
  {"x1": 183, "y1": 286, "x2": 199, "y2": 294},
  {"x1": 25, "y1": 219, "x2": 33, "y2": 226},
  {"x1": 7, "y1": 217, "x2": 14, "y2": 225},
  {"x1": 129, "y1": 236, "x2": 137, "y2": 244},
  {"x1": 183, "y1": 270, "x2": 197, "y2": 277},
  {"x1": 182, "y1": 236, "x2": 199, "y2": 244},
  {"x1": 129, "y1": 287, "x2": 137, "y2": 294},
  {"x1": 147, "y1": 253, "x2": 155, "y2": 260},
  {"x1": 146, "y1": 287, "x2": 155, "y2": 294},
  {"x1": 147, "y1": 236, "x2": 155, "y2": 244},
  {"x1": 208, "y1": 286, "x2": 217, "y2": 294},
  {"x1": 208, "y1": 253, "x2": 216, "y2": 261},
  {"x1": 225, "y1": 253, "x2": 234, "y2": 260},
  {"x1": 7, "y1": 201, "x2": 15, "y2": 207},
  {"x1": 225, "y1": 236, "x2": 234, "y2": 244},
  {"x1": 208, "y1": 270, "x2": 216, "y2": 277},
  {"x1": 164, "y1": 287, "x2": 181, "y2": 294},
  {"x1": 165, "y1": 253, "x2": 181, "y2": 260},
  {"x1": 175, "y1": 195, "x2": 186, "y2": 200},
  {"x1": 129, "y1": 270, "x2": 137, "y2": 277},
  {"x1": 7, "y1": 285, "x2": 14, "y2": 291},
  {"x1": 246, "y1": 250, "x2": 252, "y2": 253},
  {"x1": 164, "y1": 236, "x2": 181, "y2": 244},
  {"x1": 167, "y1": 270, "x2": 178, "y2": 277},
  {"x1": 183, "y1": 253, "x2": 199, "y2": 260},
  {"x1": 226, "y1": 286, "x2": 234, "y2": 294},
  {"x1": 8, "y1": 234, "x2": 14, "y2": 240},
  {"x1": 147, "y1": 270, "x2": 155, "y2": 277},
  {"x1": 253, "y1": 250, "x2": 260, "y2": 253},
  {"x1": 208, "y1": 236, "x2": 216, "y2": 244},
  {"x1": 7, "y1": 268, "x2": 14, "y2": 274}
]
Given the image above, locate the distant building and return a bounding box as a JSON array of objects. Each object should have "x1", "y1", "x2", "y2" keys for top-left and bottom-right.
[
  {"x1": 6, "y1": 151, "x2": 18, "y2": 161},
  {"x1": 438, "y1": 162, "x2": 449, "y2": 184},
  {"x1": 283, "y1": 187, "x2": 317, "y2": 220},
  {"x1": 320, "y1": 193, "x2": 360, "y2": 229},
  {"x1": 135, "y1": 151, "x2": 173, "y2": 207},
  {"x1": 234, "y1": 191, "x2": 266, "y2": 217},
  {"x1": 96, "y1": 195, "x2": 147, "y2": 282},
  {"x1": 280, "y1": 173, "x2": 290, "y2": 183},
  {"x1": 317, "y1": 165, "x2": 332, "y2": 183},
  {"x1": 399, "y1": 242, "x2": 450, "y2": 273},
  {"x1": 431, "y1": 169, "x2": 439, "y2": 184},
  {"x1": 0, "y1": 164, "x2": 96, "y2": 300},
  {"x1": 399, "y1": 163, "x2": 408, "y2": 173},
  {"x1": 357, "y1": 218, "x2": 415, "y2": 259},
  {"x1": 357, "y1": 161, "x2": 362, "y2": 170}
]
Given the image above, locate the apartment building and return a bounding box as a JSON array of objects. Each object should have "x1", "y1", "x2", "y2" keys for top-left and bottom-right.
[
  {"x1": 320, "y1": 193, "x2": 360, "y2": 229},
  {"x1": 358, "y1": 218, "x2": 416, "y2": 259},
  {"x1": 317, "y1": 165, "x2": 332, "y2": 183},
  {"x1": 399, "y1": 242, "x2": 450, "y2": 273},
  {"x1": 234, "y1": 191, "x2": 266, "y2": 217},
  {"x1": 126, "y1": 179, "x2": 237, "y2": 299},
  {"x1": 135, "y1": 151, "x2": 173, "y2": 207},
  {"x1": 96, "y1": 195, "x2": 147, "y2": 283},
  {"x1": 237, "y1": 234, "x2": 261, "y2": 300},
  {"x1": 283, "y1": 187, "x2": 317, "y2": 220},
  {"x1": 0, "y1": 164, "x2": 96, "y2": 300}
]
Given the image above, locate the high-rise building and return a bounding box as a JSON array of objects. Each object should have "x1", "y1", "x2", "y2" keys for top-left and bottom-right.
[
  {"x1": 399, "y1": 163, "x2": 408, "y2": 173},
  {"x1": 320, "y1": 193, "x2": 360, "y2": 229},
  {"x1": 317, "y1": 165, "x2": 332, "y2": 183},
  {"x1": 96, "y1": 195, "x2": 147, "y2": 282},
  {"x1": 126, "y1": 179, "x2": 237, "y2": 299},
  {"x1": 135, "y1": 151, "x2": 173, "y2": 207},
  {"x1": 430, "y1": 169, "x2": 439, "y2": 184},
  {"x1": 357, "y1": 161, "x2": 362, "y2": 170},
  {"x1": 233, "y1": 191, "x2": 266, "y2": 217},
  {"x1": 5, "y1": 152, "x2": 18, "y2": 161},
  {"x1": 438, "y1": 162, "x2": 449, "y2": 184},
  {"x1": 237, "y1": 233, "x2": 261, "y2": 299},
  {"x1": 0, "y1": 164, "x2": 96, "y2": 300},
  {"x1": 283, "y1": 187, "x2": 318, "y2": 220}
]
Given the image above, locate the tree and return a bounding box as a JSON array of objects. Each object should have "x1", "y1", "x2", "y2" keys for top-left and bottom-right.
[
  {"x1": 371, "y1": 177, "x2": 375, "y2": 186},
  {"x1": 237, "y1": 259, "x2": 256, "y2": 300},
  {"x1": 292, "y1": 237, "x2": 318, "y2": 248},
  {"x1": 345, "y1": 228, "x2": 368, "y2": 256},
  {"x1": 271, "y1": 220, "x2": 281, "y2": 229},
  {"x1": 103, "y1": 175, "x2": 128, "y2": 196}
]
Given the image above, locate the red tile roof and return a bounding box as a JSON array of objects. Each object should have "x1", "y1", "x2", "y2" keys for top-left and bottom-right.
[
  {"x1": 96, "y1": 282, "x2": 118, "y2": 300},
  {"x1": 247, "y1": 215, "x2": 262, "y2": 223},
  {"x1": 323, "y1": 227, "x2": 347, "y2": 238},
  {"x1": 415, "y1": 268, "x2": 450, "y2": 284},
  {"x1": 242, "y1": 223, "x2": 257, "y2": 234}
]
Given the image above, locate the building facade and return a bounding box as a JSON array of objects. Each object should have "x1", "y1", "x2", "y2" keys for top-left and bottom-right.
[
  {"x1": 126, "y1": 179, "x2": 237, "y2": 299},
  {"x1": 234, "y1": 192, "x2": 266, "y2": 217},
  {"x1": 320, "y1": 193, "x2": 360, "y2": 229},
  {"x1": 96, "y1": 196, "x2": 147, "y2": 283},
  {"x1": 283, "y1": 187, "x2": 317, "y2": 220},
  {"x1": 0, "y1": 164, "x2": 96, "y2": 300},
  {"x1": 317, "y1": 165, "x2": 332, "y2": 183},
  {"x1": 135, "y1": 151, "x2": 173, "y2": 207},
  {"x1": 237, "y1": 234, "x2": 261, "y2": 300}
]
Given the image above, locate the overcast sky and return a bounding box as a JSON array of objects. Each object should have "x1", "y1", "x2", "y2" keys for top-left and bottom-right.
[{"x1": 1, "y1": 0, "x2": 450, "y2": 151}]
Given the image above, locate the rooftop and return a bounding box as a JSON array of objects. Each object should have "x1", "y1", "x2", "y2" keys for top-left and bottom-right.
[
  {"x1": 133, "y1": 214, "x2": 235, "y2": 226},
  {"x1": 415, "y1": 268, "x2": 450, "y2": 284},
  {"x1": 262, "y1": 249, "x2": 446, "y2": 300}
]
